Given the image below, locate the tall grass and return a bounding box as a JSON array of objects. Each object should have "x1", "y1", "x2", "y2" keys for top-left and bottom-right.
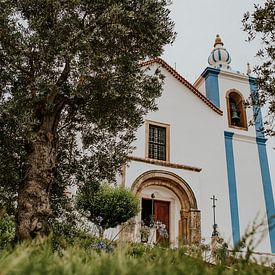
[{"x1": 0, "y1": 239, "x2": 274, "y2": 275}]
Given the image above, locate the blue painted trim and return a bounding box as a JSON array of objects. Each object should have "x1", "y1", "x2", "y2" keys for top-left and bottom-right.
[
  {"x1": 256, "y1": 140, "x2": 275, "y2": 252},
  {"x1": 201, "y1": 67, "x2": 220, "y2": 78},
  {"x1": 201, "y1": 67, "x2": 220, "y2": 108},
  {"x1": 224, "y1": 131, "x2": 241, "y2": 245},
  {"x1": 218, "y1": 49, "x2": 221, "y2": 60},
  {"x1": 249, "y1": 77, "x2": 264, "y2": 138},
  {"x1": 249, "y1": 78, "x2": 275, "y2": 252},
  {"x1": 226, "y1": 51, "x2": 230, "y2": 62}
]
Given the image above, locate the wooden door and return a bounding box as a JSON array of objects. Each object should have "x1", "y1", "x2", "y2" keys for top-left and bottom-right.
[{"x1": 154, "y1": 200, "x2": 170, "y2": 244}]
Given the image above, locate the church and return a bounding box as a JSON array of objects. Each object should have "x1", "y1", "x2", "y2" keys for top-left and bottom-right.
[{"x1": 117, "y1": 35, "x2": 275, "y2": 253}]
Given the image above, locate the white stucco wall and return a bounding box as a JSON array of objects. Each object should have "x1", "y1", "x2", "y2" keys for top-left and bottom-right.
[
  {"x1": 123, "y1": 63, "x2": 274, "y2": 253},
  {"x1": 233, "y1": 137, "x2": 271, "y2": 251},
  {"x1": 126, "y1": 64, "x2": 232, "y2": 246}
]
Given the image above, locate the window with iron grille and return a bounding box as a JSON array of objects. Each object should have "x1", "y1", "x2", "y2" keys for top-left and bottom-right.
[{"x1": 148, "y1": 124, "x2": 166, "y2": 161}]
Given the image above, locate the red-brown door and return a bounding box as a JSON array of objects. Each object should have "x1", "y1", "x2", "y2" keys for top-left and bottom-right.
[{"x1": 154, "y1": 200, "x2": 170, "y2": 244}]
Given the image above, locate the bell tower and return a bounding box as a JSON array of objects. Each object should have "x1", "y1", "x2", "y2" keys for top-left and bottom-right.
[
  {"x1": 196, "y1": 35, "x2": 232, "y2": 108},
  {"x1": 194, "y1": 35, "x2": 275, "y2": 252}
]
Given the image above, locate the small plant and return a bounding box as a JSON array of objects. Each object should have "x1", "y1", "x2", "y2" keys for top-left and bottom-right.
[
  {"x1": 0, "y1": 210, "x2": 15, "y2": 250},
  {"x1": 140, "y1": 222, "x2": 150, "y2": 243},
  {"x1": 76, "y1": 183, "x2": 139, "y2": 237},
  {"x1": 93, "y1": 240, "x2": 113, "y2": 252},
  {"x1": 139, "y1": 220, "x2": 169, "y2": 245},
  {"x1": 155, "y1": 221, "x2": 169, "y2": 240},
  {"x1": 213, "y1": 237, "x2": 229, "y2": 264}
]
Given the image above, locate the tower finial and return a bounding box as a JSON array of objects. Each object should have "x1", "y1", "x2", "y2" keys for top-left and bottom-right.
[
  {"x1": 214, "y1": 34, "x2": 224, "y2": 47},
  {"x1": 208, "y1": 34, "x2": 231, "y2": 69}
]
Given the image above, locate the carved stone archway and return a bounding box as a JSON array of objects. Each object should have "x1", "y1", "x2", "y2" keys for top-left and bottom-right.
[{"x1": 131, "y1": 170, "x2": 201, "y2": 244}]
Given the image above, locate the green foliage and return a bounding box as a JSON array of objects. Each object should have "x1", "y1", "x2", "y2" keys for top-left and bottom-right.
[
  {"x1": 49, "y1": 222, "x2": 105, "y2": 252},
  {"x1": 0, "y1": 210, "x2": 15, "y2": 250},
  {"x1": 0, "y1": 102, "x2": 28, "y2": 215},
  {"x1": 76, "y1": 184, "x2": 139, "y2": 235},
  {"x1": 0, "y1": 0, "x2": 175, "y2": 237},
  {"x1": 0, "y1": 240, "x2": 274, "y2": 275},
  {"x1": 243, "y1": 0, "x2": 275, "y2": 134}
]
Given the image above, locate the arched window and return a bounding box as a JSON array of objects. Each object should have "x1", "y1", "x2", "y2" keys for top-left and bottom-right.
[{"x1": 226, "y1": 90, "x2": 247, "y2": 130}]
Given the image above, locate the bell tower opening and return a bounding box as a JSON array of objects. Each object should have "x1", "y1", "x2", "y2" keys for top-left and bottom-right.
[{"x1": 226, "y1": 90, "x2": 247, "y2": 130}]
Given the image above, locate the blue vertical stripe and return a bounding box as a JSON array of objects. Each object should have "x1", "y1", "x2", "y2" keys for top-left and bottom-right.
[
  {"x1": 256, "y1": 137, "x2": 275, "y2": 252},
  {"x1": 218, "y1": 49, "x2": 221, "y2": 61},
  {"x1": 202, "y1": 67, "x2": 220, "y2": 108},
  {"x1": 224, "y1": 131, "x2": 241, "y2": 245},
  {"x1": 249, "y1": 78, "x2": 264, "y2": 138},
  {"x1": 249, "y1": 77, "x2": 275, "y2": 252}
]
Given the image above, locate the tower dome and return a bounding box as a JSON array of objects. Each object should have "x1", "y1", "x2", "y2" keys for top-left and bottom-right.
[{"x1": 208, "y1": 35, "x2": 231, "y2": 70}]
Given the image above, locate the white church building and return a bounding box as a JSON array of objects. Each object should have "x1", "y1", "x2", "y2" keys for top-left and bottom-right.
[{"x1": 118, "y1": 35, "x2": 275, "y2": 253}]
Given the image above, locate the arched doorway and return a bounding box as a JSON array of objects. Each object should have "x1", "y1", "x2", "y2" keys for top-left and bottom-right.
[{"x1": 131, "y1": 170, "x2": 201, "y2": 245}]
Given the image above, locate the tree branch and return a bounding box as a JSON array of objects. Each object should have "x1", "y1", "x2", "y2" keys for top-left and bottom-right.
[{"x1": 46, "y1": 58, "x2": 71, "y2": 105}]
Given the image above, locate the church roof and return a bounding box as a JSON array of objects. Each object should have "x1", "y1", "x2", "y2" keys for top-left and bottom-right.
[{"x1": 142, "y1": 57, "x2": 223, "y2": 115}]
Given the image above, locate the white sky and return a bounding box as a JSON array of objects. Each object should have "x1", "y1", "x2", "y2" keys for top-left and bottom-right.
[{"x1": 162, "y1": 0, "x2": 265, "y2": 83}]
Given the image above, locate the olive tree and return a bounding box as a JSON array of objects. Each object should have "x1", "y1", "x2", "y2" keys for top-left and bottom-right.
[
  {"x1": 0, "y1": 0, "x2": 174, "y2": 240},
  {"x1": 243, "y1": 0, "x2": 275, "y2": 134}
]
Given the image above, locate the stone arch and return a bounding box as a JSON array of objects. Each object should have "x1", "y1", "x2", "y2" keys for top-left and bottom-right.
[{"x1": 131, "y1": 170, "x2": 201, "y2": 244}]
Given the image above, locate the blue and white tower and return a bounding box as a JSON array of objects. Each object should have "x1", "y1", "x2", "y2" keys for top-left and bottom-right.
[{"x1": 194, "y1": 35, "x2": 275, "y2": 253}]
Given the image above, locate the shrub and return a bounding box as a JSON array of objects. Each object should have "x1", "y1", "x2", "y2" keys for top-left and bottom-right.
[
  {"x1": 0, "y1": 240, "x2": 274, "y2": 274},
  {"x1": 76, "y1": 183, "x2": 139, "y2": 237},
  {"x1": 0, "y1": 210, "x2": 15, "y2": 250}
]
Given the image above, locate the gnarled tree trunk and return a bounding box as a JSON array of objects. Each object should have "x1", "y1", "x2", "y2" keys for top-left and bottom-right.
[{"x1": 16, "y1": 117, "x2": 57, "y2": 240}]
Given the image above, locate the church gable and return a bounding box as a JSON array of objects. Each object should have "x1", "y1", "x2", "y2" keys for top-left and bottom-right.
[{"x1": 142, "y1": 58, "x2": 223, "y2": 115}]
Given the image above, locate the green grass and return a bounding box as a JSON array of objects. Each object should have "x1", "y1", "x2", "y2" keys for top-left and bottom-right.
[{"x1": 0, "y1": 240, "x2": 273, "y2": 275}]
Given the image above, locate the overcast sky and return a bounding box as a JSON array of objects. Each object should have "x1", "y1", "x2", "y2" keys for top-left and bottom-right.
[{"x1": 162, "y1": 0, "x2": 265, "y2": 83}]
